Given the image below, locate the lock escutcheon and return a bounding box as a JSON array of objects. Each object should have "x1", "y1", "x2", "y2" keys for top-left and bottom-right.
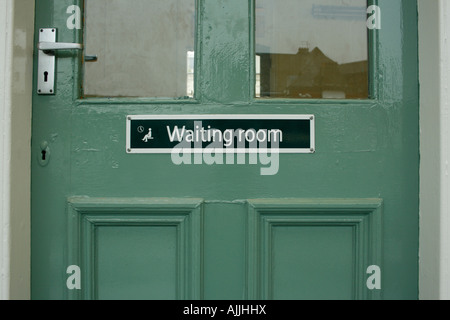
[{"x1": 38, "y1": 141, "x2": 51, "y2": 167}]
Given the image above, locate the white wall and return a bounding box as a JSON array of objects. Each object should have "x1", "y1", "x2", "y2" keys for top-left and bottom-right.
[
  {"x1": 9, "y1": 0, "x2": 34, "y2": 300},
  {"x1": 0, "y1": 0, "x2": 34, "y2": 300},
  {"x1": 435, "y1": 0, "x2": 450, "y2": 299},
  {"x1": 418, "y1": 0, "x2": 450, "y2": 300},
  {"x1": 0, "y1": 0, "x2": 14, "y2": 301}
]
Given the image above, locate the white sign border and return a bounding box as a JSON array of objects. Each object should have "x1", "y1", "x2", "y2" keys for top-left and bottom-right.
[{"x1": 126, "y1": 114, "x2": 315, "y2": 154}]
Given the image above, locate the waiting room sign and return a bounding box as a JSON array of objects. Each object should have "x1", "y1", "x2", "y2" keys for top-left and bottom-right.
[{"x1": 126, "y1": 115, "x2": 315, "y2": 154}]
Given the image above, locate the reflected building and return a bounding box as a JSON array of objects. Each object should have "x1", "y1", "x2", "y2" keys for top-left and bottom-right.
[{"x1": 257, "y1": 46, "x2": 368, "y2": 99}]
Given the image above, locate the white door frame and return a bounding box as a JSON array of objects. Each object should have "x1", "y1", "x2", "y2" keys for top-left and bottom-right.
[
  {"x1": 0, "y1": 0, "x2": 447, "y2": 300},
  {"x1": 0, "y1": 0, "x2": 34, "y2": 300},
  {"x1": 418, "y1": 0, "x2": 450, "y2": 300},
  {"x1": 0, "y1": 0, "x2": 13, "y2": 300}
]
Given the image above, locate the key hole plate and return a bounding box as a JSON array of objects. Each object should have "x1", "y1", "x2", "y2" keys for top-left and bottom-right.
[{"x1": 38, "y1": 146, "x2": 50, "y2": 167}]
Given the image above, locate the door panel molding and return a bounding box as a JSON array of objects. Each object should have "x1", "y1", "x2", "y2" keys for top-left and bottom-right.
[
  {"x1": 67, "y1": 197, "x2": 203, "y2": 300},
  {"x1": 247, "y1": 198, "x2": 383, "y2": 300}
]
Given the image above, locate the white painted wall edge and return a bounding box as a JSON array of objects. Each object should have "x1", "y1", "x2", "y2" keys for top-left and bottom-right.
[
  {"x1": 0, "y1": 0, "x2": 33, "y2": 300},
  {"x1": 418, "y1": 0, "x2": 450, "y2": 300},
  {"x1": 438, "y1": 0, "x2": 450, "y2": 300},
  {"x1": 0, "y1": 0, "x2": 14, "y2": 301},
  {"x1": 8, "y1": 0, "x2": 33, "y2": 300}
]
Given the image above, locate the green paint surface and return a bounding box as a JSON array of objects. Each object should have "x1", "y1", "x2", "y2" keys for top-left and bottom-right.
[
  {"x1": 271, "y1": 226, "x2": 354, "y2": 300},
  {"x1": 96, "y1": 226, "x2": 178, "y2": 300}
]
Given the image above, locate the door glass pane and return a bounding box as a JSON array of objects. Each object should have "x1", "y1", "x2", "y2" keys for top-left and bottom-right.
[
  {"x1": 255, "y1": 0, "x2": 368, "y2": 99},
  {"x1": 83, "y1": 0, "x2": 196, "y2": 98}
]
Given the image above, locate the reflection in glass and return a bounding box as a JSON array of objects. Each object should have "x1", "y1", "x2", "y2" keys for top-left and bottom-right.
[
  {"x1": 255, "y1": 0, "x2": 368, "y2": 99},
  {"x1": 83, "y1": 0, "x2": 195, "y2": 98}
]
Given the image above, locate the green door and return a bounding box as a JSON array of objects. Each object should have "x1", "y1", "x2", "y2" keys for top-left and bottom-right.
[{"x1": 31, "y1": 0, "x2": 419, "y2": 300}]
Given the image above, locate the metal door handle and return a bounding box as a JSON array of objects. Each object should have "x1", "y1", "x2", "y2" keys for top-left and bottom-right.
[
  {"x1": 38, "y1": 41, "x2": 83, "y2": 53},
  {"x1": 37, "y1": 28, "x2": 94, "y2": 95},
  {"x1": 37, "y1": 28, "x2": 85, "y2": 95}
]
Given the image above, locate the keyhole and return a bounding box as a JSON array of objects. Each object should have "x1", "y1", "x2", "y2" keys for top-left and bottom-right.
[
  {"x1": 44, "y1": 71, "x2": 48, "y2": 83},
  {"x1": 41, "y1": 149, "x2": 46, "y2": 161}
]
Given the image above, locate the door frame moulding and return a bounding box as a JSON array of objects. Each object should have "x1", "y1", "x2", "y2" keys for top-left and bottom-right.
[
  {"x1": 0, "y1": 0, "x2": 34, "y2": 300},
  {"x1": 418, "y1": 0, "x2": 450, "y2": 300},
  {"x1": 66, "y1": 197, "x2": 204, "y2": 300},
  {"x1": 0, "y1": 0, "x2": 13, "y2": 301},
  {"x1": 246, "y1": 198, "x2": 383, "y2": 300}
]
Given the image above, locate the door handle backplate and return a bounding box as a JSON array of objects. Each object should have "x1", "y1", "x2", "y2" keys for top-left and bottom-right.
[{"x1": 37, "y1": 28, "x2": 82, "y2": 95}]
